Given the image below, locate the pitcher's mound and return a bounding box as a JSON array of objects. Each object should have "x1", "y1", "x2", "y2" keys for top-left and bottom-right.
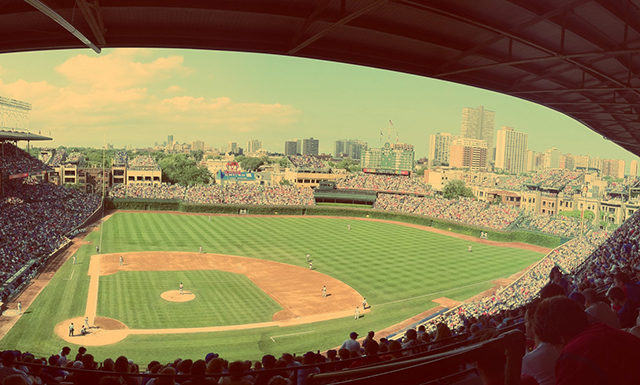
[{"x1": 161, "y1": 290, "x2": 195, "y2": 302}]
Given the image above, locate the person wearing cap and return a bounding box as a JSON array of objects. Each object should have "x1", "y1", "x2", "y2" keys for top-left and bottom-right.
[
  {"x1": 362, "y1": 331, "x2": 375, "y2": 350},
  {"x1": 204, "y1": 353, "x2": 218, "y2": 363},
  {"x1": 354, "y1": 306, "x2": 360, "y2": 320},
  {"x1": 340, "y1": 332, "x2": 361, "y2": 353}
]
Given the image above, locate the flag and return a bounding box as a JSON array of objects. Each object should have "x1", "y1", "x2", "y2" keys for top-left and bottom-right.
[{"x1": 389, "y1": 120, "x2": 393, "y2": 125}]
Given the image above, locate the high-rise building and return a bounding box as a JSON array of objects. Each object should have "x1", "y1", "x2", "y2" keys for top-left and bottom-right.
[
  {"x1": 302, "y1": 137, "x2": 319, "y2": 156},
  {"x1": 494, "y1": 126, "x2": 528, "y2": 174},
  {"x1": 428, "y1": 133, "x2": 455, "y2": 166},
  {"x1": 544, "y1": 147, "x2": 561, "y2": 169},
  {"x1": 247, "y1": 140, "x2": 262, "y2": 153},
  {"x1": 602, "y1": 159, "x2": 625, "y2": 179},
  {"x1": 589, "y1": 156, "x2": 603, "y2": 171},
  {"x1": 284, "y1": 140, "x2": 298, "y2": 156},
  {"x1": 192, "y1": 140, "x2": 205, "y2": 152},
  {"x1": 335, "y1": 139, "x2": 367, "y2": 159},
  {"x1": 526, "y1": 150, "x2": 539, "y2": 172},
  {"x1": 449, "y1": 138, "x2": 488, "y2": 170},
  {"x1": 335, "y1": 140, "x2": 346, "y2": 157},
  {"x1": 227, "y1": 141, "x2": 238, "y2": 154},
  {"x1": 460, "y1": 106, "x2": 495, "y2": 164},
  {"x1": 631, "y1": 160, "x2": 639, "y2": 176},
  {"x1": 563, "y1": 154, "x2": 576, "y2": 170},
  {"x1": 167, "y1": 135, "x2": 174, "y2": 148},
  {"x1": 573, "y1": 155, "x2": 590, "y2": 169}
]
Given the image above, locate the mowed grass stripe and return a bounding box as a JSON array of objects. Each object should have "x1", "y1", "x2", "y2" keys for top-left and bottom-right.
[
  {"x1": 2, "y1": 213, "x2": 544, "y2": 363},
  {"x1": 97, "y1": 270, "x2": 282, "y2": 328},
  {"x1": 99, "y1": 213, "x2": 541, "y2": 306}
]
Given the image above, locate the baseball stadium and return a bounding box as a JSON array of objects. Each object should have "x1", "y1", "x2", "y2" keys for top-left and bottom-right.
[{"x1": 2, "y1": 1, "x2": 640, "y2": 385}]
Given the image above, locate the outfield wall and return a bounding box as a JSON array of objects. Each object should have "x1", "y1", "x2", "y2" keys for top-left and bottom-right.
[{"x1": 105, "y1": 199, "x2": 563, "y2": 248}]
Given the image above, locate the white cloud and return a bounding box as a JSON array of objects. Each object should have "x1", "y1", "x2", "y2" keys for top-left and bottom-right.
[
  {"x1": 165, "y1": 85, "x2": 185, "y2": 93},
  {"x1": 0, "y1": 51, "x2": 301, "y2": 145},
  {"x1": 55, "y1": 50, "x2": 190, "y2": 90}
]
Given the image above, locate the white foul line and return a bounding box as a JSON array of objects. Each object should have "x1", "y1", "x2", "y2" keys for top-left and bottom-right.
[
  {"x1": 270, "y1": 330, "x2": 315, "y2": 342},
  {"x1": 65, "y1": 269, "x2": 75, "y2": 281}
]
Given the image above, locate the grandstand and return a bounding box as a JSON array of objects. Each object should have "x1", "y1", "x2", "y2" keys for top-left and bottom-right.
[{"x1": 3, "y1": 0, "x2": 640, "y2": 381}]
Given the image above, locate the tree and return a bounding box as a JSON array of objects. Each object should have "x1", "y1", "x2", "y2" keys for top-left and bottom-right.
[
  {"x1": 280, "y1": 179, "x2": 291, "y2": 186},
  {"x1": 191, "y1": 150, "x2": 204, "y2": 162},
  {"x1": 336, "y1": 159, "x2": 361, "y2": 173},
  {"x1": 491, "y1": 195, "x2": 502, "y2": 205},
  {"x1": 157, "y1": 153, "x2": 211, "y2": 185},
  {"x1": 239, "y1": 157, "x2": 264, "y2": 171},
  {"x1": 278, "y1": 157, "x2": 289, "y2": 168},
  {"x1": 443, "y1": 180, "x2": 475, "y2": 200}
]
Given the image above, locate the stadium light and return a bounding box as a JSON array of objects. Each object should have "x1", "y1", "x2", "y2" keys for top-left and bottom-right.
[{"x1": 23, "y1": 0, "x2": 101, "y2": 54}]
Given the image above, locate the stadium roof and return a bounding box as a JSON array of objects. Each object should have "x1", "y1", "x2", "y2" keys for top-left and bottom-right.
[
  {"x1": 0, "y1": 130, "x2": 52, "y2": 141},
  {"x1": 2, "y1": 1, "x2": 639, "y2": 155}
]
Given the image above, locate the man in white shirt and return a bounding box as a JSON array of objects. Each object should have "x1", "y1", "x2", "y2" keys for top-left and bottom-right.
[{"x1": 340, "y1": 332, "x2": 361, "y2": 353}]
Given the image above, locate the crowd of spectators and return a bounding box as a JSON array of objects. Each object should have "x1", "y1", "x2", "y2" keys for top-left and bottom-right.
[
  {"x1": 65, "y1": 153, "x2": 84, "y2": 165},
  {"x1": 0, "y1": 178, "x2": 101, "y2": 292},
  {"x1": 0, "y1": 143, "x2": 50, "y2": 177},
  {"x1": 518, "y1": 214, "x2": 584, "y2": 238},
  {"x1": 374, "y1": 194, "x2": 520, "y2": 231},
  {"x1": 47, "y1": 149, "x2": 66, "y2": 167},
  {"x1": 337, "y1": 172, "x2": 432, "y2": 195},
  {"x1": 110, "y1": 184, "x2": 315, "y2": 206},
  {"x1": 287, "y1": 156, "x2": 326, "y2": 170},
  {"x1": 113, "y1": 151, "x2": 128, "y2": 166},
  {"x1": 128, "y1": 156, "x2": 161, "y2": 171},
  {"x1": 405, "y1": 229, "x2": 610, "y2": 345}
]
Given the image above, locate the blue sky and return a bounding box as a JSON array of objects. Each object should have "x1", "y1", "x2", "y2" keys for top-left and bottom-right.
[{"x1": 0, "y1": 48, "x2": 638, "y2": 168}]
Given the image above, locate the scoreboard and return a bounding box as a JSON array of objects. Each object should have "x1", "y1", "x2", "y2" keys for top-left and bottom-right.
[{"x1": 361, "y1": 142, "x2": 414, "y2": 175}]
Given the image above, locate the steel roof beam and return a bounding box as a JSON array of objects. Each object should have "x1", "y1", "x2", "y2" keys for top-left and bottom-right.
[
  {"x1": 287, "y1": 0, "x2": 388, "y2": 55},
  {"x1": 75, "y1": 0, "x2": 106, "y2": 46}
]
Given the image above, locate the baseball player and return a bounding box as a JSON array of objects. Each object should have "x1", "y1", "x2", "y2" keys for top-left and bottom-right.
[
  {"x1": 362, "y1": 298, "x2": 367, "y2": 309},
  {"x1": 199, "y1": 246, "x2": 203, "y2": 254},
  {"x1": 69, "y1": 323, "x2": 75, "y2": 337},
  {"x1": 84, "y1": 316, "x2": 90, "y2": 329},
  {"x1": 179, "y1": 282, "x2": 184, "y2": 295},
  {"x1": 17, "y1": 301, "x2": 22, "y2": 314},
  {"x1": 322, "y1": 286, "x2": 327, "y2": 298},
  {"x1": 348, "y1": 224, "x2": 351, "y2": 230},
  {"x1": 73, "y1": 255, "x2": 76, "y2": 264},
  {"x1": 119, "y1": 256, "x2": 124, "y2": 266},
  {"x1": 468, "y1": 245, "x2": 473, "y2": 252},
  {"x1": 309, "y1": 261, "x2": 313, "y2": 270},
  {"x1": 355, "y1": 306, "x2": 360, "y2": 320},
  {"x1": 96, "y1": 246, "x2": 99, "y2": 253},
  {"x1": 306, "y1": 253, "x2": 310, "y2": 263}
]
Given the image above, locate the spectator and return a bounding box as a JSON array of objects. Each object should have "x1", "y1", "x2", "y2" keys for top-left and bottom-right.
[
  {"x1": 534, "y1": 296, "x2": 640, "y2": 384},
  {"x1": 583, "y1": 289, "x2": 621, "y2": 328},
  {"x1": 606, "y1": 286, "x2": 640, "y2": 328},
  {"x1": 339, "y1": 332, "x2": 361, "y2": 354}
]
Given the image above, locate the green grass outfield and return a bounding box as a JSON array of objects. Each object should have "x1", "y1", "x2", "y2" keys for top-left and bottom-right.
[
  {"x1": 98, "y1": 270, "x2": 283, "y2": 329},
  {"x1": 0, "y1": 213, "x2": 543, "y2": 363}
]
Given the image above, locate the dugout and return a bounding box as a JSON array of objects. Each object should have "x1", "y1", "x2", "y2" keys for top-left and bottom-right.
[{"x1": 313, "y1": 181, "x2": 376, "y2": 205}]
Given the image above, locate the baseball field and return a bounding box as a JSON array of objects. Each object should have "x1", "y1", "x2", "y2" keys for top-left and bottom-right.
[{"x1": 0, "y1": 212, "x2": 545, "y2": 363}]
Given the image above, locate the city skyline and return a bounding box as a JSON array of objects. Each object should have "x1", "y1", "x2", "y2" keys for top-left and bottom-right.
[{"x1": 1, "y1": 48, "x2": 639, "y2": 170}]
